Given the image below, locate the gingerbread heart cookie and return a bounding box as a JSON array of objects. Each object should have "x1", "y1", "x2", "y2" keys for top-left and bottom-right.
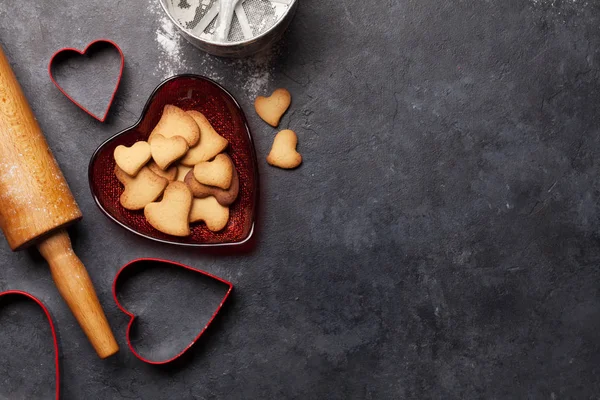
[
  {"x1": 254, "y1": 88, "x2": 291, "y2": 127},
  {"x1": 148, "y1": 105, "x2": 200, "y2": 146},
  {"x1": 189, "y1": 196, "x2": 230, "y2": 232},
  {"x1": 181, "y1": 111, "x2": 229, "y2": 166},
  {"x1": 184, "y1": 167, "x2": 239, "y2": 206},
  {"x1": 150, "y1": 134, "x2": 189, "y2": 170},
  {"x1": 144, "y1": 182, "x2": 193, "y2": 237},
  {"x1": 267, "y1": 129, "x2": 302, "y2": 169},
  {"x1": 115, "y1": 166, "x2": 168, "y2": 210},
  {"x1": 114, "y1": 141, "x2": 151, "y2": 176},
  {"x1": 193, "y1": 153, "x2": 234, "y2": 190}
]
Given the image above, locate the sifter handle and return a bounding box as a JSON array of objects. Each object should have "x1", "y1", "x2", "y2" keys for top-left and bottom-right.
[
  {"x1": 215, "y1": 0, "x2": 239, "y2": 42},
  {"x1": 37, "y1": 229, "x2": 119, "y2": 359}
]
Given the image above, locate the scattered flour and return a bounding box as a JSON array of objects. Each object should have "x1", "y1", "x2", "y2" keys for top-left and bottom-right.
[
  {"x1": 243, "y1": 68, "x2": 271, "y2": 98},
  {"x1": 192, "y1": 50, "x2": 276, "y2": 98},
  {"x1": 234, "y1": 50, "x2": 276, "y2": 98},
  {"x1": 528, "y1": 0, "x2": 590, "y2": 18},
  {"x1": 151, "y1": 2, "x2": 187, "y2": 79},
  {"x1": 530, "y1": 0, "x2": 587, "y2": 6},
  {"x1": 150, "y1": 0, "x2": 276, "y2": 97}
]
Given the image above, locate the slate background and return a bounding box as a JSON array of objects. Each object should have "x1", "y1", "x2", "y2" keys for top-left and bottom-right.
[{"x1": 0, "y1": 0, "x2": 600, "y2": 398}]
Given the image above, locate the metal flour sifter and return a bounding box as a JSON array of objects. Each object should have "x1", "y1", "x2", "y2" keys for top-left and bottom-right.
[{"x1": 159, "y1": 0, "x2": 298, "y2": 57}]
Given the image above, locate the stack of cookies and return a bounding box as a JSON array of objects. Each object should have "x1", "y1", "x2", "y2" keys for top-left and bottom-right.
[{"x1": 113, "y1": 105, "x2": 239, "y2": 237}]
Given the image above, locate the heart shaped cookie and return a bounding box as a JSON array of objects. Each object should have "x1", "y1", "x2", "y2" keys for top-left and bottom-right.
[
  {"x1": 114, "y1": 141, "x2": 151, "y2": 176},
  {"x1": 112, "y1": 258, "x2": 233, "y2": 365},
  {"x1": 180, "y1": 111, "x2": 229, "y2": 166},
  {"x1": 185, "y1": 167, "x2": 239, "y2": 206},
  {"x1": 149, "y1": 134, "x2": 189, "y2": 170},
  {"x1": 189, "y1": 196, "x2": 230, "y2": 232},
  {"x1": 267, "y1": 129, "x2": 302, "y2": 169},
  {"x1": 254, "y1": 88, "x2": 291, "y2": 127},
  {"x1": 115, "y1": 166, "x2": 168, "y2": 210},
  {"x1": 144, "y1": 182, "x2": 192, "y2": 237},
  {"x1": 193, "y1": 153, "x2": 234, "y2": 190},
  {"x1": 149, "y1": 105, "x2": 200, "y2": 147}
]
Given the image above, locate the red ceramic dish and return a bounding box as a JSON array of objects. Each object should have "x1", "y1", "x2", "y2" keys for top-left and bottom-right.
[{"x1": 89, "y1": 75, "x2": 258, "y2": 246}]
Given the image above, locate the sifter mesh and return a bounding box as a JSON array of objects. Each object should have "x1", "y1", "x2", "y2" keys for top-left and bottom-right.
[{"x1": 164, "y1": 0, "x2": 292, "y2": 44}]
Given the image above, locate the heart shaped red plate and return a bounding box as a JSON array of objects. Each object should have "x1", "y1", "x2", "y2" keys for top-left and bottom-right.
[{"x1": 89, "y1": 75, "x2": 258, "y2": 247}]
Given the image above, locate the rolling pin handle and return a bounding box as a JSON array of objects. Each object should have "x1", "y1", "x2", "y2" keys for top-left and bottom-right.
[{"x1": 37, "y1": 229, "x2": 119, "y2": 359}]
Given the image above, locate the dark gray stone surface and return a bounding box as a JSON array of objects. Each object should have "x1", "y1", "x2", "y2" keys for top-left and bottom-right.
[{"x1": 0, "y1": 0, "x2": 599, "y2": 398}]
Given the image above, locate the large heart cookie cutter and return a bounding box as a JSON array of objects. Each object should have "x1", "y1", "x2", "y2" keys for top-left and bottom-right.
[
  {"x1": 48, "y1": 39, "x2": 124, "y2": 122},
  {"x1": 112, "y1": 258, "x2": 234, "y2": 365},
  {"x1": 0, "y1": 290, "x2": 60, "y2": 400}
]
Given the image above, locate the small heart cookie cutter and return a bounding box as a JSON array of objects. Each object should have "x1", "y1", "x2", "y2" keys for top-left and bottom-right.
[
  {"x1": 112, "y1": 258, "x2": 234, "y2": 365},
  {"x1": 0, "y1": 290, "x2": 60, "y2": 400},
  {"x1": 48, "y1": 39, "x2": 124, "y2": 122}
]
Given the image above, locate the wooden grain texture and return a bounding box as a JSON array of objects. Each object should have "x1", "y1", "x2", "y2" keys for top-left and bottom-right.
[
  {"x1": 0, "y1": 45, "x2": 119, "y2": 358},
  {"x1": 38, "y1": 230, "x2": 119, "y2": 359},
  {"x1": 0, "y1": 46, "x2": 81, "y2": 250}
]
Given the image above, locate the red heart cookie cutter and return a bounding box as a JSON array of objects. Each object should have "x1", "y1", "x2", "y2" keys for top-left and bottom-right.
[
  {"x1": 112, "y1": 258, "x2": 234, "y2": 365},
  {"x1": 48, "y1": 39, "x2": 124, "y2": 122},
  {"x1": 0, "y1": 290, "x2": 60, "y2": 400}
]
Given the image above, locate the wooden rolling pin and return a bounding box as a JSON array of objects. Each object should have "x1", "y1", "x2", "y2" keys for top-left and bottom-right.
[{"x1": 0, "y1": 45, "x2": 118, "y2": 358}]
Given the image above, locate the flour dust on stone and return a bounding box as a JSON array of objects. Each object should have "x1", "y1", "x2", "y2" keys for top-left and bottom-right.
[
  {"x1": 529, "y1": 0, "x2": 588, "y2": 9},
  {"x1": 531, "y1": 0, "x2": 581, "y2": 4},
  {"x1": 150, "y1": 1, "x2": 224, "y2": 81},
  {"x1": 230, "y1": 44, "x2": 282, "y2": 98},
  {"x1": 149, "y1": 1, "x2": 277, "y2": 97},
  {"x1": 236, "y1": 50, "x2": 276, "y2": 98},
  {"x1": 150, "y1": 1, "x2": 188, "y2": 79}
]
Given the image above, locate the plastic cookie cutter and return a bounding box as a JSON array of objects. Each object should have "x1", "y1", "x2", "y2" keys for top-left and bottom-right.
[
  {"x1": 48, "y1": 39, "x2": 124, "y2": 122},
  {"x1": 0, "y1": 290, "x2": 60, "y2": 400},
  {"x1": 112, "y1": 258, "x2": 234, "y2": 365}
]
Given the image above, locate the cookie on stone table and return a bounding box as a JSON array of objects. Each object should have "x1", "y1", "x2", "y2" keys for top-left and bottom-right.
[
  {"x1": 267, "y1": 129, "x2": 302, "y2": 169},
  {"x1": 255, "y1": 88, "x2": 291, "y2": 127}
]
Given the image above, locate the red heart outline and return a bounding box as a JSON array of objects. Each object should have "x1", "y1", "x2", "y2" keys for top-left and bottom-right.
[
  {"x1": 0, "y1": 290, "x2": 60, "y2": 400},
  {"x1": 48, "y1": 39, "x2": 124, "y2": 122},
  {"x1": 112, "y1": 258, "x2": 234, "y2": 365}
]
